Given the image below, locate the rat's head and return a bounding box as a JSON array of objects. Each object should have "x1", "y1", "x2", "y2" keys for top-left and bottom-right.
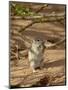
[{"x1": 32, "y1": 39, "x2": 44, "y2": 48}]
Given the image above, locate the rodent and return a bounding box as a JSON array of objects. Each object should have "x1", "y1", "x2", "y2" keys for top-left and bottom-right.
[
  {"x1": 28, "y1": 38, "x2": 65, "y2": 72},
  {"x1": 28, "y1": 39, "x2": 45, "y2": 72}
]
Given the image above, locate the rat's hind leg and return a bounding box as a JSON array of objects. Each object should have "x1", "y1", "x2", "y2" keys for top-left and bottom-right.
[
  {"x1": 32, "y1": 67, "x2": 36, "y2": 72},
  {"x1": 30, "y1": 61, "x2": 36, "y2": 72},
  {"x1": 40, "y1": 59, "x2": 44, "y2": 69}
]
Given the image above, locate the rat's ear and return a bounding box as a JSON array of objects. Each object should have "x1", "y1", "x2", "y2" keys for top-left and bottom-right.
[
  {"x1": 33, "y1": 39, "x2": 35, "y2": 43},
  {"x1": 43, "y1": 41, "x2": 46, "y2": 48}
]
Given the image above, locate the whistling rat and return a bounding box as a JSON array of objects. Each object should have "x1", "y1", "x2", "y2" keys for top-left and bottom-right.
[{"x1": 28, "y1": 39, "x2": 45, "y2": 72}]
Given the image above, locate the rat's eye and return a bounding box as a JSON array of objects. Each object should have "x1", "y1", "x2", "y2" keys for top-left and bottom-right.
[{"x1": 37, "y1": 39, "x2": 40, "y2": 41}]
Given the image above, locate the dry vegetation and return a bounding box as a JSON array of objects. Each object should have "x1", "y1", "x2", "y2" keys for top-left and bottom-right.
[{"x1": 9, "y1": 2, "x2": 66, "y2": 88}]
